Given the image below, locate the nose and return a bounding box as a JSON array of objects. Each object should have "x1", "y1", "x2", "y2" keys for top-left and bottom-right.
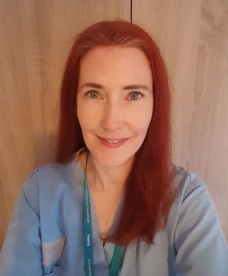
[{"x1": 101, "y1": 101, "x2": 124, "y2": 131}]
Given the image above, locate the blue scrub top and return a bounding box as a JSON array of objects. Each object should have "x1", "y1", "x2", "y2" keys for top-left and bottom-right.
[{"x1": 0, "y1": 160, "x2": 228, "y2": 275}]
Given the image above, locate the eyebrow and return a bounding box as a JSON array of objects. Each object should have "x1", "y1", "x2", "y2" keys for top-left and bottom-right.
[
  {"x1": 79, "y1": 82, "x2": 102, "y2": 89},
  {"x1": 79, "y1": 82, "x2": 151, "y2": 91},
  {"x1": 122, "y1": 84, "x2": 151, "y2": 92}
]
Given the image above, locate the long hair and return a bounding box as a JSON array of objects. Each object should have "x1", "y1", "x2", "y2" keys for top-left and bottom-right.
[{"x1": 56, "y1": 21, "x2": 173, "y2": 244}]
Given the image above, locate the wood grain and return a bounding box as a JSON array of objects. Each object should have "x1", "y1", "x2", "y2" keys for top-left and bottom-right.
[
  {"x1": 133, "y1": 0, "x2": 228, "y2": 239},
  {"x1": 1, "y1": 0, "x2": 228, "y2": 250},
  {"x1": 0, "y1": 0, "x2": 130, "y2": 248}
]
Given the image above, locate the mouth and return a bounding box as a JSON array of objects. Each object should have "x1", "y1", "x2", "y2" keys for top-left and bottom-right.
[
  {"x1": 104, "y1": 139, "x2": 125, "y2": 144},
  {"x1": 98, "y1": 136, "x2": 129, "y2": 148}
]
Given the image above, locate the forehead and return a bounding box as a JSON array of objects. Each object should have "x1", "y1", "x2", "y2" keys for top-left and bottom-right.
[
  {"x1": 79, "y1": 46, "x2": 152, "y2": 85},
  {"x1": 80, "y1": 46, "x2": 149, "y2": 66}
]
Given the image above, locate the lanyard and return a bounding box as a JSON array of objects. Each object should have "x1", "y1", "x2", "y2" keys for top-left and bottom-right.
[{"x1": 83, "y1": 153, "x2": 123, "y2": 276}]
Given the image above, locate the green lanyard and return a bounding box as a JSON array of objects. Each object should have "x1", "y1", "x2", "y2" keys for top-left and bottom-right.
[{"x1": 83, "y1": 153, "x2": 123, "y2": 276}]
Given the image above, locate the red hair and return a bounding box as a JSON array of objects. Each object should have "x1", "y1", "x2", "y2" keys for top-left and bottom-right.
[{"x1": 56, "y1": 21, "x2": 173, "y2": 244}]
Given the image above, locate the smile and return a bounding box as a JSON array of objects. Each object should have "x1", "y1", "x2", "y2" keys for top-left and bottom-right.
[
  {"x1": 105, "y1": 139, "x2": 124, "y2": 144},
  {"x1": 98, "y1": 137, "x2": 129, "y2": 148}
]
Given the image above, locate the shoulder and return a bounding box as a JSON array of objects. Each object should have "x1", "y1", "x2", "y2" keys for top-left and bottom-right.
[
  {"x1": 21, "y1": 159, "x2": 84, "y2": 214},
  {"x1": 168, "y1": 164, "x2": 222, "y2": 237},
  {"x1": 167, "y1": 164, "x2": 217, "y2": 234},
  {"x1": 167, "y1": 165, "x2": 228, "y2": 274},
  {"x1": 26, "y1": 159, "x2": 79, "y2": 180},
  {"x1": 24, "y1": 159, "x2": 83, "y2": 186},
  {"x1": 171, "y1": 164, "x2": 208, "y2": 203}
]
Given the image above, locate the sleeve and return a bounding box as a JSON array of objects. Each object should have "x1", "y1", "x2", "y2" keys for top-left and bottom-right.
[
  {"x1": 174, "y1": 175, "x2": 228, "y2": 276},
  {"x1": 0, "y1": 173, "x2": 43, "y2": 276}
]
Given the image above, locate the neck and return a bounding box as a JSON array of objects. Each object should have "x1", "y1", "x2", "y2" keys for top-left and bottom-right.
[
  {"x1": 82, "y1": 153, "x2": 133, "y2": 193},
  {"x1": 80, "y1": 151, "x2": 132, "y2": 237}
]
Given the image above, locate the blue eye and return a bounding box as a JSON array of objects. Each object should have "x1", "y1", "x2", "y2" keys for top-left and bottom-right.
[
  {"x1": 128, "y1": 91, "x2": 143, "y2": 101},
  {"x1": 87, "y1": 90, "x2": 99, "y2": 98}
]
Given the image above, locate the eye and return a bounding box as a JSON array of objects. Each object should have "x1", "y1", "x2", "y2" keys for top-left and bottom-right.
[
  {"x1": 127, "y1": 91, "x2": 143, "y2": 101},
  {"x1": 86, "y1": 90, "x2": 100, "y2": 99}
]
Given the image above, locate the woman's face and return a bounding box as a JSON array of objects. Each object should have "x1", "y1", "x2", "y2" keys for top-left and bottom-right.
[{"x1": 77, "y1": 46, "x2": 153, "y2": 168}]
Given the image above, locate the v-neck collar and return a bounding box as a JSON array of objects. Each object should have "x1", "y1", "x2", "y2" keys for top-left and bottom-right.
[{"x1": 73, "y1": 160, "x2": 123, "y2": 270}]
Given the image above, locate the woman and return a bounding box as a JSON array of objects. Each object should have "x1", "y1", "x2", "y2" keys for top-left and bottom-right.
[{"x1": 0, "y1": 20, "x2": 227, "y2": 276}]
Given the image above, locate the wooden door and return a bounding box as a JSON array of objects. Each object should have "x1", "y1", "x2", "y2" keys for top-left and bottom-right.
[
  {"x1": 132, "y1": 0, "x2": 228, "y2": 239},
  {"x1": 0, "y1": 0, "x2": 130, "y2": 248}
]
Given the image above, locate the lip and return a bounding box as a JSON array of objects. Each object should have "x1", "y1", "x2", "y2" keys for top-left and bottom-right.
[{"x1": 98, "y1": 136, "x2": 129, "y2": 148}]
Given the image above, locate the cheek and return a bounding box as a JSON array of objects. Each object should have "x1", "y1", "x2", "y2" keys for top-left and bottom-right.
[
  {"x1": 132, "y1": 107, "x2": 153, "y2": 134},
  {"x1": 77, "y1": 103, "x2": 88, "y2": 129},
  {"x1": 77, "y1": 103, "x2": 100, "y2": 131},
  {"x1": 77, "y1": 110, "x2": 90, "y2": 130},
  {"x1": 139, "y1": 117, "x2": 152, "y2": 135}
]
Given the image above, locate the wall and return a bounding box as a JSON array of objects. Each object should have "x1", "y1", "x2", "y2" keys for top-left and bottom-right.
[
  {"x1": 132, "y1": 0, "x2": 228, "y2": 239},
  {"x1": 0, "y1": 0, "x2": 130, "y2": 248},
  {"x1": 0, "y1": 0, "x2": 227, "y2": 247}
]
